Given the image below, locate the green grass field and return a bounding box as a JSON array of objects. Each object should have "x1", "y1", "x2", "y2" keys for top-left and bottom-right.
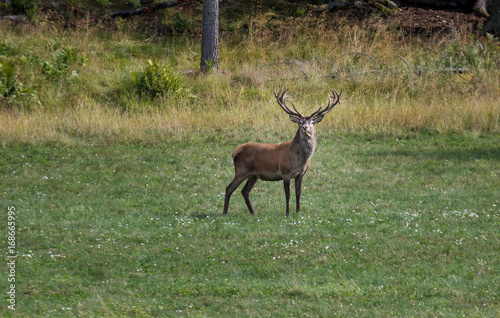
[{"x1": 1, "y1": 133, "x2": 499, "y2": 317}]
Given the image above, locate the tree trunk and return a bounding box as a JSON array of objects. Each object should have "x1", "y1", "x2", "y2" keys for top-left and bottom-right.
[
  {"x1": 200, "y1": 0, "x2": 219, "y2": 73},
  {"x1": 484, "y1": 0, "x2": 500, "y2": 35}
]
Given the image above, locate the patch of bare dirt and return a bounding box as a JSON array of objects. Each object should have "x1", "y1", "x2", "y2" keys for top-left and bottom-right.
[{"x1": 390, "y1": 6, "x2": 487, "y2": 35}]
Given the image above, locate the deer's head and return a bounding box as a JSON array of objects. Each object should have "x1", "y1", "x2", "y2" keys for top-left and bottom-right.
[{"x1": 274, "y1": 88, "x2": 342, "y2": 138}]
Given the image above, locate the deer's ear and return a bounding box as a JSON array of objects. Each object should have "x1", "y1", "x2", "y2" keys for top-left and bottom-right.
[
  {"x1": 289, "y1": 115, "x2": 301, "y2": 123},
  {"x1": 313, "y1": 116, "x2": 324, "y2": 124}
]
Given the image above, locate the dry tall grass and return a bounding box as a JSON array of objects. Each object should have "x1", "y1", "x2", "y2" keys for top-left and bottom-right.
[{"x1": 1, "y1": 17, "x2": 499, "y2": 145}]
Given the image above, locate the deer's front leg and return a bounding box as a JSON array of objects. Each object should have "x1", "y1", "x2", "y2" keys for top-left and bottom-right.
[
  {"x1": 295, "y1": 175, "x2": 303, "y2": 214},
  {"x1": 283, "y1": 179, "x2": 291, "y2": 217}
]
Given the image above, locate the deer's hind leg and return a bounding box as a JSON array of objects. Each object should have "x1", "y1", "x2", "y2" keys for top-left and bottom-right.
[
  {"x1": 223, "y1": 173, "x2": 248, "y2": 215},
  {"x1": 241, "y1": 175, "x2": 258, "y2": 215}
]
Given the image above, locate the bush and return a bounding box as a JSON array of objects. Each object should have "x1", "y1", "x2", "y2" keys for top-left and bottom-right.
[
  {"x1": 42, "y1": 47, "x2": 88, "y2": 80},
  {"x1": 173, "y1": 14, "x2": 193, "y2": 34},
  {"x1": 2, "y1": 0, "x2": 36, "y2": 15},
  {"x1": 0, "y1": 41, "x2": 19, "y2": 58},
  {"x1": 131, "y1": 59, "x2": 185, "y2": 98},
  {"x1": 0, "y1": 59, "x2": 39, "y2": 108},
  {"x1": 0, "y1": 60, "x2": 19, "y2": 98}
]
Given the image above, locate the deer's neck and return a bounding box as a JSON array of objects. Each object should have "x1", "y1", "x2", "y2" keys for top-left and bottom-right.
[{"x1": 292, "y1": 128, "x2": 316, "y2": 161}]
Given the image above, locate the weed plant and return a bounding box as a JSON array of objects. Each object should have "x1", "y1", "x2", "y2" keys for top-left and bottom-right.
[
  {"x1": 0, "y1": 59, "x2": 19, "y2": 98},
  {"x1": 132, "y1": 59, "x2": 186, "y2": 99}
]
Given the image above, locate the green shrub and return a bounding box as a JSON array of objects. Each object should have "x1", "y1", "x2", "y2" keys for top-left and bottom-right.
[
  {"x1": 0, "y1": 60, "x2": 19, "y2": 98},
  {"x1": 131, "y1": 59, "x2": 185, "y2": 98},
  {"x1": 0, "y1": 59, "x2": 38, "y2": 108},
  {"x1": 129, "y1": 0, "x2": 141, "y2": 7},
  {"x1": 42, "y1": 47, "x2": 88, "y2": 80},
  {"x1": 173, "y1": 15, "x2": 193, "y2": 34},
  {"x1": 0, "y1": 41, "x2": 19, "y2": 58},
  {"x1": 4, "y1": 0, "x2": 37, "y2": 15},
  {"x1": 95, "y1": 0, "x2": 111, "y2": 7},
  {"x1": 295, "y1": 6, "x2": 306, "y2": 17}
]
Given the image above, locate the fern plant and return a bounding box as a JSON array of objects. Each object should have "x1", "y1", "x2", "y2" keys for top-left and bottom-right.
[
  {"x1": 132, "y1": 59, "x2": 185, "y2": 98},
  {"x1": 42, "y1": 47, "x2": 88, "y2": 80},
  {"x1": 0, "y1": 60, "x2": 19, "y2": 98}
]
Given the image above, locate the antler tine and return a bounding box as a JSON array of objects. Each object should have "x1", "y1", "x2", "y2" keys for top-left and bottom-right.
[
  {"x1": 274, "y1": 88, "x2": 290, "y2": 114},
  {"x1": 274, "y1": 88, "x2": 302, "y2": 118},
  {"x1": 311, "y1": 88, "x2": 342, "y2": 119},
  {"x1": 309, "y1": 105, "x2": 324, "y2": 119},
  {"x1": 288, "y1": 99, "x2": 303, "y2": 118}
]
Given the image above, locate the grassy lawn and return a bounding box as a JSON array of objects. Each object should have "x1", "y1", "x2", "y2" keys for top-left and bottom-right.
[{"x1": 1, "y1": 132, "x2": 499, "y2": 317}]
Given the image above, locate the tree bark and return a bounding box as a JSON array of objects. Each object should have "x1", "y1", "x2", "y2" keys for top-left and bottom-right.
[{"x1": 200, "y1": 0, "x2": 219, "y2": 73}]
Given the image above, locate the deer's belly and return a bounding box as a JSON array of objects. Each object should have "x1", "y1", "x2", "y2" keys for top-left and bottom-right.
[
  {"x1": 253, "y1": 166, "x2": 307, "y2": 181},
  {"x1": 255, "y1": 171, "x2": 283, "y2": 182}
]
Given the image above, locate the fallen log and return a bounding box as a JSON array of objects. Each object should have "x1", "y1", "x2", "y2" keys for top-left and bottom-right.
[
  {"x1": 106, "y1": 1, "x2": 178, "y2": 19},
  {"x1": 0, "y1": 14, "x2": 27, "y2": 22}
]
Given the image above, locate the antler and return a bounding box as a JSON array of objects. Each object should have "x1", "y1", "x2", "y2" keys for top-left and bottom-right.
[
  {"x1": 310, "y1": 88, "x2": 342, "y2": 119},
  {"x1": 274, "y1": 88, "x2": 302, "y2": 119}
]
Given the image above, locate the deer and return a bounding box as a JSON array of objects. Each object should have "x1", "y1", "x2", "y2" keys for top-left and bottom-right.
[{"x1": 223, "y1": 88, "x2": 342, "y2": 217}]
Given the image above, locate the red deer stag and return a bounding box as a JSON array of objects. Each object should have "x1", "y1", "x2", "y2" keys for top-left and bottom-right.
[{"x1": 223, "y1": 88, "x2": 342, "y2": 217}]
